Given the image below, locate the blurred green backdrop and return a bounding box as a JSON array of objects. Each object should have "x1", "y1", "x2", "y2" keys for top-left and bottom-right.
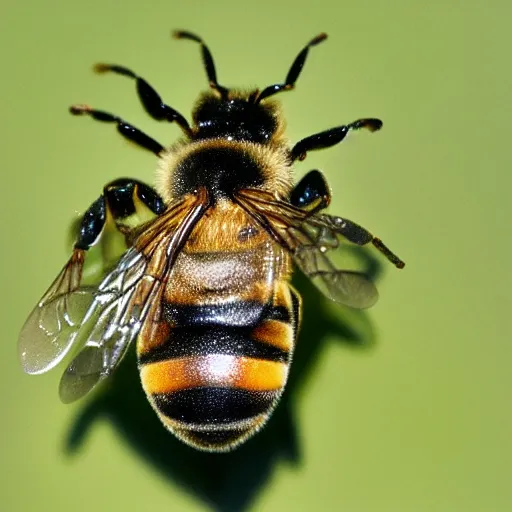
[{"x1": 2, "y1": 1, "x2": 511, "y2": 511}]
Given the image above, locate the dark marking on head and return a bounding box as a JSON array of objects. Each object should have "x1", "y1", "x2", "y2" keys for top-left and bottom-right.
[{"x1": 192, "y1": 95, "x2": 277, "y2": 143}]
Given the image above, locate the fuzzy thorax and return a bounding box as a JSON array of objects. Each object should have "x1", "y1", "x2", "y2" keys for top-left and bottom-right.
[{"x1": 155, "y1": 138, "x2": 294, "y2": 204}]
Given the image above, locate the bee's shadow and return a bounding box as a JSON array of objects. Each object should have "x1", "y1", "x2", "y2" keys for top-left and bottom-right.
[{"x1": 65, "y1": 257, "x2": 381, "y2": 512}]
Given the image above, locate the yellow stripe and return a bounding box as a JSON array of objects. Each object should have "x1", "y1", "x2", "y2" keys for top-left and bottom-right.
[
  {"x1": 274, "y1": 281, "x2": 293, "y2": 310},
  {"x1": 251, "y1": 320, "x2": 294, "y2": 352},
  {"x1": 141, "y1": 355, "x2": 287, "y2": 394}
]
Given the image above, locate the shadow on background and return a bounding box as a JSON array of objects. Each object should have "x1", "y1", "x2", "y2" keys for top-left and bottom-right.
[{"x1": 65, "y1": 250, "x2": 381, "y2": 512}]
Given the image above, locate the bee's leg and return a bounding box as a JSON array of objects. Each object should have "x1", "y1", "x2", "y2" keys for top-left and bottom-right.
[
  {"x1": 38, "y1": 179, "x2": 164, "y2": 305},
  {"x1": 255, "y1": 33, "x2": 328, "y2": 103},
  {"x1": 73, "y1": 178, "x2": 164, "y2": 282},
  {"x1": 69, "y1": 105, "x2": 164, "y2": 155},
  {"x1": 72, "y1": 179, "x2": 164, "y2": 278},
  {"x1": 75, "y1": 178, "x2": 165, "y2": 252},
  {"x1": 323, "y1": 215, "x2": 405, "y2": 269},
  {"x1": 93, "y1": 64, "x2": 192, "y2": 136},
  {"x1": 289, "y1": 170, "x2": 404, "y2": 268},
  {"x1": 290, "y1": 119, "x2": 382, "y2": 162},
  {"x1": 173, "y1": 30, "x2": 229, "y2": 99},
  {"x1": 289, "y1": 169, "x2": 331, "y2": 213}
]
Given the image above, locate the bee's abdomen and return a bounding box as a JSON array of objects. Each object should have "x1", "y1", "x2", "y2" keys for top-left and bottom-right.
[{"x1": 138, "y1": 292, "x2": 298, "y2": 452}]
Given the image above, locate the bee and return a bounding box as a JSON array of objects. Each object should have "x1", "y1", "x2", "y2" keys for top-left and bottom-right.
[{"x1": 18, "y1": 30, "x2": 405, "y2": 452}]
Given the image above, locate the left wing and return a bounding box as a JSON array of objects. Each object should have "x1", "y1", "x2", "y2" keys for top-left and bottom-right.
[{"x1": 19, "y1": 189, "x2": 210, "y2": 403}]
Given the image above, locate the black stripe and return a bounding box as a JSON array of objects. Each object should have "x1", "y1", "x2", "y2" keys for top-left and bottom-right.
[
  {"x1": 163, "y1": 301, "x2": 291, "y2": 327},
  {"x1": 153, "y1": 387, "x2": 278, "y2": 424},
  {"x1": 138, "y1": 326, "x2": 289, "y2": 365},
  {"x1": 290, "y1": 288, "x2": 301, "y2": 341},
  {"x1": 164, "y1": 301, "x2": 264, "y2": 327},
  {"x1": 262, "y1": 303, "x2": 291, "y2": 322},
  {"x1": 177, "y1": 426, "x2": 255, "y2": 450}
]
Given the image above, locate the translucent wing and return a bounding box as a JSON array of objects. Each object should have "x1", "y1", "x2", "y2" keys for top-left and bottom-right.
[
  {"x1": 59, "y1": 192, "x2": 208, "y2": 403},
  {"x1": 288, "y1": 219, "x2": 379, "y2": 308},
  {"x1": 18, "y1": 250, "x2": 94, "y2": 374},
  {"x1": 235, "y1": 189, "x2": 379, "y2": 309},
  {"x1": 19, "y1": 190, "x2": 209, "y2": 402},
  {"x1": 58, "y1": 247, "x2": 148, "y2": 403}
]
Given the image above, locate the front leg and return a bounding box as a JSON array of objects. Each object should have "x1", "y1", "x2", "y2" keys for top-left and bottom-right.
[
  {"x1": 76, "y1": 177, "x2": 164, "y2": 245},
  {"x1": 289, "y1": 170, "x2": 404, "y2": 269},
  {"x1": 49, "y1": 178, "x2": 165, "y2": 302},
  {"x1": 289, "y1": 169, "x2": 331, "y2": 213}
]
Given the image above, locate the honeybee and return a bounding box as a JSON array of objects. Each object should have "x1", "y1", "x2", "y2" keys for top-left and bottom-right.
[{"x1": 18, "y1": 31, "x2": 404, "y2": 452}]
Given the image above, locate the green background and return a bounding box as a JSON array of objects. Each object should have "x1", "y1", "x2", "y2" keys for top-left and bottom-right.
[{"x1": 2, "y1": 1, "x2": 511, "y2": 511}]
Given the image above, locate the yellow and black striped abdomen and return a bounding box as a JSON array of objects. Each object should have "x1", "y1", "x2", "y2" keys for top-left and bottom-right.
[
  {"x1": 138, "y1": 294, "x2": 298, "y2": 451},
  {"x1": 136, "y1": 203, "x2": 300, "y2": 451}
]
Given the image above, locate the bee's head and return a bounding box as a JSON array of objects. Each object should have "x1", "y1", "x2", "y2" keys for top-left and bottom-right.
[
  {"x1": 174, "y1": 29, "x2": 327, "y2": 145},
  {"x1": 191, "y1": 91, "x2": 282, "y2": 144}
]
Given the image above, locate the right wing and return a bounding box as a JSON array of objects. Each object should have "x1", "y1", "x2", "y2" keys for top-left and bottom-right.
[{"x1": 235, "y1": 188, "x2": 387, "y2": 309}]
